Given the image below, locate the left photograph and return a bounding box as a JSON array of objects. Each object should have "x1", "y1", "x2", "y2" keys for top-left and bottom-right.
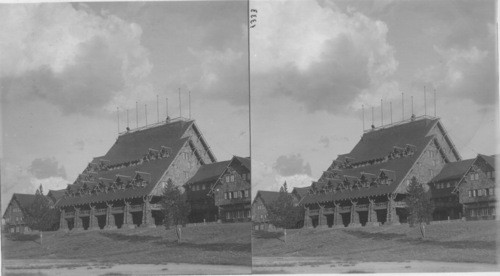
[{"x1": 1, "y1": 1, "x2": 251, "y2": 275}]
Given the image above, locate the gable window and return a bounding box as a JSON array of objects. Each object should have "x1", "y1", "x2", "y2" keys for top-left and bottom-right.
[
  {"x1": 225, "y1": 176, "x2": 230, "y2": 183},
  {"x1": 475, "y1": 173, "x2": 479, "y2": 180},
  {"x1": 470, "y1": 174, "x2": 474, "y2": 181},
  {"x1": 230, "y1": 175, "x2": 235, "y2": 182}
]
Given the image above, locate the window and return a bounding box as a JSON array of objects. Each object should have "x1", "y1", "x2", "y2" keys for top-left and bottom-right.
[
  {"x1": 225, "y1": 176, "x2": 230, "y2": 182},
  {"x1": 230, "y1": 175, "x2": 235, "y2": 182},
  {"x1": 202, "y1": 184, "x2": 206, "y2": 190},
  {"x1": 478, "y1": 189, "x2": 482, "y2": 196},
  {"x1": 470, "y1": 174, "x2": 474, "y2": 181},
  {"x1": 489, "y1": 188, "x2": 495, "y2": 195},
  {"x1": 224, "y1": 193, "x2": 228, "y2": 199},
  {"x1": 238, "y1": 191, "x2": 242, "y2": 198},
  {"x1": 229, "y1": 192, "x2": 233, "y2": 199},
  {"x1": 446, "y1": 182, "x2": 450, "y2": 188},
  {"x1": 244, "y1": 190, "x2": 249, "y2": 198},
  {"x1": 475, "y1": 173, "x2": 479, "y2": 180},
  {"x1": 473, "y1": 190, "x2": 477, "y2": 197}
]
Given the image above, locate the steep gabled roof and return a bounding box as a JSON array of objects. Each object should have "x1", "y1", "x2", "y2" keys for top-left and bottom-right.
[
  {"x1": 346, "y1": 117, "x2": 439, "y2": 163},
  {"x1": 292, "y1": 187, "x2": 309, "y2": 199},
  {"x1": 254, "y1": 190, "x2": 281, "y2": 207},
  {"x1": 234, "y1": 156, "x2": 250, "y2": 171},
  {"x1": 102, "y1": 120, "x2": 194, "y2": 165},
  {"x1": 56, "y1": 137, "x2": 189, "y2": 207},
  {"x1": 430, "y1": 158, "x2": 475, "y2": 183},
  {"x1": 3, "y1": 193, "x2": 37, "y2": 218},
  {"x1": 47, "y1": 189, "x2": 66, "y2": 203},
  {"x1": 186, "y1": 160, "x2": 231, "y2": 185},
  {"x1": 479, "y1": 154, "x2": 496, "y2": 169}
]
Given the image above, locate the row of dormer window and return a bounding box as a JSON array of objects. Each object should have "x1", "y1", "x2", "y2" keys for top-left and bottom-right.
[
  {"x1": 469, "y1": 171, "x2": 495, "y2": 180},
  {"x1": 435, "y1": 182, "x2": 457, "y2": 189},
  {"x1": 468, "y1": 188, "x2": 495, "y2": 197},
  {"x1": 224, "y1": 189, "x2": 250, "y2": 199},
  {"x1": 191, "y1": 183, "x2": 207, "y2": 191}
]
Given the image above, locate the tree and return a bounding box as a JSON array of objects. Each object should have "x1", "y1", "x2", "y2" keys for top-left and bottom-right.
[
  {"x1": 24, "y1": 185, "x2": 60, "y2": 245},
  {"x1": 267, "y1": 182, "x2": 304, "y2": 243},
  {"x1": 405, "y1": 177, "x2": 434, "y2": 238},
  {"x1": 161, "y1": 179, "x2": 191, "y2": 243}
]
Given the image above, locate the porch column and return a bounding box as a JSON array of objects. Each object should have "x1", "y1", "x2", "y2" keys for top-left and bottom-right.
[
  {"x1": 74, "y1": 208, "x2": 83, "y2": 230},
  {"x1": 123, "y1": 201, "x2": 135, "y2": 229},
  {"x1": 348, "y1": 200, "x2": 361, "y2": 227},
  {"x1": 366, "y1": 198, "x2": 380, "y2": 226},
  {"x1": 333, "y1": 202, "x2": 343, "y2": 228},
  {"x1": 141, "y1": 197, "x2": 155, "y2": 228},
  {"x1": 89, "y1": 205, "x2": 99, "y2": 230},
  {"x1": 304, "y1": 207, "x2": 312, "y2": 228},
  {"x1": 318, "y1": 206, "x2": 327, "y2": 228},
  {"x1": 59, "y1": 209, "x2": 68, "y2": 231},
  {"x1": 105, "y1": 203, "x2": 117, "y2": 229},
  {"x1": 386, "y1": 194, "x2": 400, "y2": 225}
]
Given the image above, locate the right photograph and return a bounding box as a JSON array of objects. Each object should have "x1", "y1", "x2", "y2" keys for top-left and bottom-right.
[{"x1": 250, "y1": 0, "x2": 498, "y2": 274}]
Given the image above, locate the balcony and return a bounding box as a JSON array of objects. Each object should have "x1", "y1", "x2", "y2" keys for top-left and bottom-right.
[
  {"x1": 129, "y1": 204, "x2": 143, "y2": 212},
  {"x1": 374, "y1": 202, "x2": 387, "y2": 209},
  {"x1": 323, "y1": 207, "x2": 334, "y2": 214},
  {"x1": 356, "y1": 204, "x2": 369, "y2": 211},
  {"x1": 309, "y1": 209, "x2": 319, "y2": 216},
  {"x1": 150, "y1": 203, "x2": 163, "y2": 210},
  {"x1": 95, "y1": 208, "x2": 106, "y2": 215}
]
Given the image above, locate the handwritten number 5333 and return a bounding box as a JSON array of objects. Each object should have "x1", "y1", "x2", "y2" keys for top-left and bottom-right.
[{"x1": 250, "y1": 9, "x2": 257, "y2": 28}]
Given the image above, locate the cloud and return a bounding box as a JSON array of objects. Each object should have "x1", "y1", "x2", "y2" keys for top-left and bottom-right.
[
  {"x1": 74, "y1": 139, "x2": 85, "y2": 151},
  {"x1": 275, "y1": 174, "x2": 315, "y2": 190},
  {"x1": 273, "y1": 154, "x2": 312, "y2": 177},
  {"x1": 319, "y1": 136, "x2": 330, "y2": 148},
  {"x1": 0, "y1": 3, "x2": 152, "y2": 115},
  {"x1": 415, "y1": 46, "x2": 497, "y2": 105},
  {"x1": 251, "y1": 0, "x2": 398, "y2": 114},
  {"x1": 28, "y1": 157, "x2": 67, "y2": 179}
]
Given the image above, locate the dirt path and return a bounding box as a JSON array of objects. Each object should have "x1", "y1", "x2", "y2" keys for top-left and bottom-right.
[
  {"x1": 252, "y1": 257, "x2": 499, "y2": 274},
  {"x1": 3, "y1": 259, "x2": 251, "y2": 275}
]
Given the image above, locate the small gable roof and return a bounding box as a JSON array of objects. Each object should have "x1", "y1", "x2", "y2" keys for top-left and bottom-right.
[
  {"x1": 254, "y1": 190, "x2": 281, "y2": 207},
  {"x1": 430, "y1": 158, "x2": 475, "y2": 183},
  {"x1": 292, "y1": 187, "x2": 310, "y2": 198},
  {"x1": 186, "y1": 160, "x2": 231, "y2": 185},
  {"x1": 3, "y1": 193, "x2": 37, "y2": 218}
]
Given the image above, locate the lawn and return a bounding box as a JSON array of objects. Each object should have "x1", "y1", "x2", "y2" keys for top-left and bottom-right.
[
  {"x1": 252, "y1": 220, "x2": 499, "y2": 264},
  {"x1": 2, "y1": 222, "x2": 252, "y2": 266}
]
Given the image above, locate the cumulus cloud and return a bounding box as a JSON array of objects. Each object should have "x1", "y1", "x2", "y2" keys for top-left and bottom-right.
[
  {"x1": 319, "y1": 136, "x2": 330, "y2": 148},
  {"x1": 273, "y1": 154, "x2": 312, "y2": 177},
  {"x1": 251, "y1": 0, "x2": 398, "y2": 113},
  {"x1": 190, "y1": 48, "x2": 249, "y2": 106},
  {"x1": 415, "y1": 46, "x2": 497, "y2": 105},
  {"x1": 0, "y1": 3, "x2": 152, "y2": 115},
  {"x1": 28, "y1": 157, "x2": 67, "y2": 179}
]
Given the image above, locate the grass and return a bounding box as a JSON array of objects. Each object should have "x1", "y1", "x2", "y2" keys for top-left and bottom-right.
[
  {"x1": 2, "y1": 222, "x2": 251, "y2": 266},
  {"x1": 252, "y1": 220, "x2": 499, "y2": 264}
]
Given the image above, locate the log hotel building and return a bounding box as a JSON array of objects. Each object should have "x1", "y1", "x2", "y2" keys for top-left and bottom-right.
[
  {"x1": 300, "y1": 115, "x2": 497, "y2": 228},
  {"x1": 185, "y1": 156, "x2": 251, "y2": 223},
  {"x1": 55, "y1": 117, "x2": 249, "y2": 230}
]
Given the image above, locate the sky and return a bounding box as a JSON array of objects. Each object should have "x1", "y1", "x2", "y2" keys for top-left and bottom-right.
[
  {"x1": 251, "y1": 0, "x2": 498, "y2": 197},
  {"x1": 0, "y1": 1, "x2": 250, "y2": 211}
]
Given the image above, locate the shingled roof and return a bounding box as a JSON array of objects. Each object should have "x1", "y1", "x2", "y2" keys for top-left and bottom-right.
[
  {"x1": 47, "y1": 189, "x2": 66, "y2": 203},
  {"x1": 101, "y1": 120, "x2": 194, "y2": 165},
  {"x1": 292, "y1": 187, "x2": 310, "y2": 199},
  {"x1": 186, "y1": 160, "x2": 231, "y2": 185},
  {"x1": 254, "y1": 191, "x2": 281, "y2": 207},
  {"x1": 301, "y1": 117, "x2": 458, "y2": 205},
  {"x1": 430, "y1": 158, "x2": 475, "y2": 183},
  {"x1": 56, "y1": 137, "x2": 189, "y2": 207},
  {"x1": 345, "y1": 117, "x2": 438, "y2": 163},
  {"x1": 3, "y1": 193, "x2": 37, "y2": 218}
]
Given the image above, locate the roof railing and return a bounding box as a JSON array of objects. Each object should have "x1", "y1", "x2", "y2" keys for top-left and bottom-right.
[
  {"x1": 118, "y1": 116, "x2": 191, "y2": 136},
  {"x1": 363, "y1": 115, "x2": 438, "y2": 133}
]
